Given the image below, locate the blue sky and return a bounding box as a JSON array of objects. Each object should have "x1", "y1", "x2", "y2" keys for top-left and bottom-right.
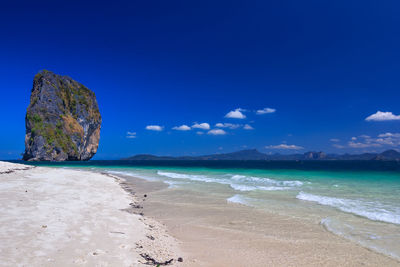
[{"x1": 1, "y1": 0, "x2": 400, "y2": 159}]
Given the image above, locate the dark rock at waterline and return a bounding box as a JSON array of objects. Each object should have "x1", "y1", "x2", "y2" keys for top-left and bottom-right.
[{"x1": 23, "y1": 70, "x2": 101, "y2": 161}]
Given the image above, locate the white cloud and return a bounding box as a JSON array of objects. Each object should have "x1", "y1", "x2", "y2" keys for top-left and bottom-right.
[
  {"x1": 215, "y1": 123, "x2": 241, "y2": 129},
  {"x1": 126, "y1": 132, "x2": 137, "y2": 139},
  {"x1": 330, "y1": 138, "x2": 340, "y2": 142},
  {"x1": 192, "y1": 122, "x2": 210, "y2": 130},
  {"x1": 196, "y1": 131, "x2": 204, "y2": 135},
  {"x1": 265, "y1": 144, "x2": 304, "y2": 150},
  {"x1": 145, "y1": 125, "x2": 163, "y2": 131},
  {"x1": 378, "y1": 132, "x2": 400, "y2": 138},
  {"x1": 207, "y1": 129, "x2": 227, "y2": 135},
  {"x1": 351, "y1": 137, "x2": 357, "y2": 141},
  {"x1": 365, "y1": 111, "x2": 400, "y2": 121},
  {"x1": 332, "y1": 144, "x2": 345, "y2": 149},
  {"x1": 243, "y1": 124, "x2": 254, "y2": 130},
  {"x1": 172, "y1": 125, "x2": 191, "y2": 131},
  {"x1": 256, "y1": 107, "x2": 276, "y2": 115},
  {"x1": 348, "y1": 141, "x2": 381, "y2": 148},
  {"x1": 225, "y1": 108, "x2": 246, "y2": 119}
]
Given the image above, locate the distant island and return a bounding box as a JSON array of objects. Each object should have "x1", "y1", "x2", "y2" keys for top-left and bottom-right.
[{"x1": 122, "y1": 149, "x2": 400, "y2": 161}]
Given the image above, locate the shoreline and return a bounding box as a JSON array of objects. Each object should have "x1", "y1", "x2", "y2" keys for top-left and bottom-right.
[
  {"x1": 0, "y1": 161, "x2": 183, "y2": 266},
  {"x1": 1, "y1": 161, "x2": 399, "y2": 266},
  {"x1": 115, "y1": 172, "x2": 400, "y2": 267}
]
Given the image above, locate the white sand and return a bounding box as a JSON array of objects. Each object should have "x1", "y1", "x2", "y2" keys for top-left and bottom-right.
[{"x1": 0, "y1": 161, "x2": 182, "y2": 266}]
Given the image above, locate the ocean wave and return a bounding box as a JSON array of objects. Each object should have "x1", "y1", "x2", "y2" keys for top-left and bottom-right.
[
  {"x1": 157, "y1": 171, "x2": 220, "y2": 183},
  {"x1": 297, "y1": 192, "x2": 400, "y2": 225},
  {"x1": 157, "y1": 171, "x2": 303, "y2": 192},
  {"x1": 231, "y1": 174, "x2": 304, "y2": 187},
  {"x1": 230, "y1": 184, "x2": 291, "y2": 192},
  {"x1": 229, "y1": 184, "x2": 258, "y2": 191}
]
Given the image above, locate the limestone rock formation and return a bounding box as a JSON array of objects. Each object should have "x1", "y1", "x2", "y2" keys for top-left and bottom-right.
[{"x1": 23, "y1": 70, "x2": 101, "y2": 161}]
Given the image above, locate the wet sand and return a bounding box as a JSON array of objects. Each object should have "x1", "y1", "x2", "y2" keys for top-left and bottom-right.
[{"x1": 122, "y1": 175, "x2": 400, "y2": 267}]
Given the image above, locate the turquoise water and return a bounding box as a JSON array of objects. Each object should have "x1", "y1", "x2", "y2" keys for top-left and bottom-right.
[{"x1": 21, "y1": 161, "x2": 400, "y2": 260}]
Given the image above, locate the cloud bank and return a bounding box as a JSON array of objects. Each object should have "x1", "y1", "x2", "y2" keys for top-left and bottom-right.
[{"x1": 332, "y1": 133, "x2": 400, "y2": 149}]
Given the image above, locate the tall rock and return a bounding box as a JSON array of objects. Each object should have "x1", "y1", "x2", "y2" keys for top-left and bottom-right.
[{"x1": 23, "y1": 70, "x2": 101, "y2": 161}]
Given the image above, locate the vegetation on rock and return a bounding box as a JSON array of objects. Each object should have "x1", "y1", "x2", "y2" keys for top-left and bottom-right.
[{"x1": 23, "y1": 70, "x2": 101, "y2": 161}]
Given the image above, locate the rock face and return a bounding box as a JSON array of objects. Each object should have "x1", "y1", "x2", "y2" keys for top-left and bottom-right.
[
  {"x1": 23, "y1": 70, "x2": 101, "y2": 161},
  {"x1": 304, "y1": 151, "x2": 326, "y2": 160}
]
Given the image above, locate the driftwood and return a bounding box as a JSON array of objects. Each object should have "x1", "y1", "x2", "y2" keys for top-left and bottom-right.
[{"x1": 140, "y1": 253, "x2": 174, "y2": 266}]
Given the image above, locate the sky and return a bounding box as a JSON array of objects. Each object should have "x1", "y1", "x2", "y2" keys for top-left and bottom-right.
[{"x1": 1, "y1": 0, "x2": 400, "y2": 159}]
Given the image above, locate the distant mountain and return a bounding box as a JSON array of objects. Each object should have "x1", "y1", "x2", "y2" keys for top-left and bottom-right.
[
  {"x1": 121, "y1": 149, "x2": 268, "y2": 161},
  {"x1": 196, "y1": 149, "x2": 269, "y2": 160},
  {"x1": 123, "y1": 154, "x2": 176, "y2": 160},
  {"x1": 122, "y1": 149, "x2": 400, "y2": 161},
  {"x1": 373, "y1": 149, "x2": 400, "y2": 161}
]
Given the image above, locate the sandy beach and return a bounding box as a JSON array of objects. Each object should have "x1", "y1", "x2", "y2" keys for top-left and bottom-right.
[
  {"x1": 119, "y1": 174, "x2": 400, "y2": 267},
  {"x1": 1, "y1": 161, "x2": 399, "y2": 267},
  {"x1": 0, "y1": 161, "x2": 182, "y2": 266}
]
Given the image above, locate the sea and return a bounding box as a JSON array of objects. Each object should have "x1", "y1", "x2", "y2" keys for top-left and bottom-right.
[{"x1": 19, "y1": 160, "x2": 400, "y2": 261}]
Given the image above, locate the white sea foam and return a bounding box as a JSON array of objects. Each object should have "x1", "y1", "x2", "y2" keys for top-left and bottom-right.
[
  {"x1": 163, "y1": 180, "x2": 185, "y2": 188},
  {"x1": 229, "y1": 184, "x2": 258, "y2": 191},
  {"x1": 106, "y1": 170, "x2": 159, "y2": 181},
  {"x1": 157, "y1": 171, "x2": 303, "y2": 192},
  {"x1": 231, "y1": 174, "x2": 303, "y2": 187},
  {"x1": 157, "y1": 171, "x2": 220, "y2": 183},
  {"x1": 227, "y1": 194, "x2": 253, "y2": 206},
  {"x1": 297, "y1": 192, "x2": 400, "y2": 225}
]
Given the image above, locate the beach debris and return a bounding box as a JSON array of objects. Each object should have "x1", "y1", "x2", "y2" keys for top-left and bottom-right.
[
  {"x1": 129, "y1": 203, "x2": 143, "y2": 209},
  {"x1": 146, "y1": 235, "x2": 155, "y2": 240},
  {"x1": 109, "y1": 231, "x2": 125, "y2": 234},
  {"x1": 144, "y1": 194, "x2": 147, "y2": 198},
  {"x1": 177, "y1": 257, "x2": 183, "y2": 262},
  {"x1": 139, "y1": 253, "x2": 174, "y2": 266},
  {"x1": 0, "y1": 166, "x2": 34, "y2": 175},
  {"x1": 42, "y1": 225, "x2": 47, "y2": 228}
]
